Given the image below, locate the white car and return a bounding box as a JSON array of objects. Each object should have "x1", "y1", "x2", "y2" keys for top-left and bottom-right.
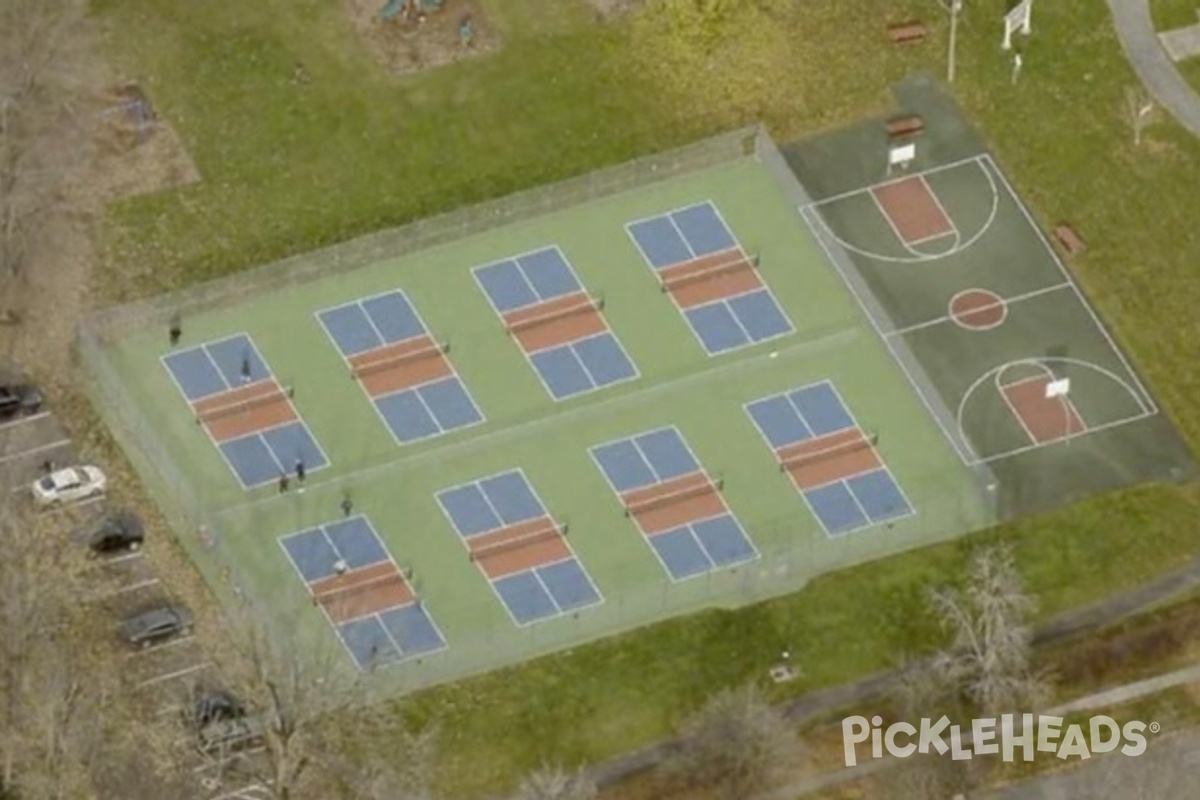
[{"x1": 31, "y1": 466, "x2": 106, "y2": 506}]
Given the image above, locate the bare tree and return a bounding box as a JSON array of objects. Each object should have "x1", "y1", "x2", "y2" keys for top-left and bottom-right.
[
  {"x1": 0, "y1": 0, "x2": 99, "y2": 321},
  {"x1": 1124, "y1": 85, "x2": 1155, "y2": 147},
  {"x1": 515, "y1": 764, "x2": 597, "y2": 800},
  {"x1": 192, "y1": 601, "x2": 438, "y2": 800},
  {"x1": 887, "y1": 666, "x2": 985, "y2": 800},
  {"x1": 0, "y1": 501, "x2": 124, "y2": 798},
  {"x1": 929, "y1": 544, "x2": 1047, "y2": 715},
  {"x1": 666, "y1": 684, "x2": 802, "y2": 800}
]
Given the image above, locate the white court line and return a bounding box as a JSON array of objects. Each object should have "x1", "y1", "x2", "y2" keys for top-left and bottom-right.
[
  {"x1": 983, "y1": 154, "x2": 1158, "y2": 415},
  {"x1": 136, "y1": 662, "x2": 209, "y2": 689},
  {"x1": 867, "y1": 186, "x2": 914, "y2": 252},
  {"x1": 0, "y1": 410, "x2": 50, "y2": 430},
  {"x1": 0, "y1": 438, "x2": 71, "y2": 466},
  {"x1": 918, "y1": 173, "x2": 959, "y2": 241},
  {"x1": 997, "y1": 378, "x2": 1043, "y2": 445},
  {"x1": 886, "y1": 283, "x2": 1072, "y2": 338},
  {"x1": 805, "y1": 152, "x2": 986, "y2": 210}
]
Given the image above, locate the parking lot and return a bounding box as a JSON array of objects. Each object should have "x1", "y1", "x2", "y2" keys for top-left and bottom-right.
[{"x1": 1, "y1": 407, "x2": 270, "y2": 799}]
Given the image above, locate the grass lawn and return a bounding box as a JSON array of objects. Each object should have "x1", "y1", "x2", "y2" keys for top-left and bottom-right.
[
  {"x1": 89, "y1": 0, "x2": 1200, "y2": 796},
  {"x1": 1150, "y1": 0, "x2": 1200, "y2": 31}
]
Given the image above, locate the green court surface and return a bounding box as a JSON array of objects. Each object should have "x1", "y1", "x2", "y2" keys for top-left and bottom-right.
[{"x1": 87, "y1": 134, "x2": 990, "y2": 690}]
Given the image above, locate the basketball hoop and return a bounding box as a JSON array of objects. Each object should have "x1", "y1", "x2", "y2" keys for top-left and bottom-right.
[{"x1": 887, "y1": 142, "x2": 916, "y2": 175}]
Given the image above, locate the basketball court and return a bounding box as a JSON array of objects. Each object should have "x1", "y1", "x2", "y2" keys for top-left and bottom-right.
[{"x1": 782, "y1": 74, "x2": 1196, "y2": 516}]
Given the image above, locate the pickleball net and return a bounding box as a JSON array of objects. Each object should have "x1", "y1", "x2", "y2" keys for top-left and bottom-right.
[
  {"x1": 195, "y1": 385, "x2": 293, "y2": 424},
  {"x1": 314, "y1": 571, "x2": 408, "y2": 609},
  {"x1": 505, "y1": 293, "x2": 605, "y2": 334},
  {"x1": 352, "y1": 339, "x2": 450, "y2": 380},
  {"x1": 660, "y1": 252, "x2": 759, "y2": 293},
  {"x1": 778, "y1": 432, "x2": 879, "y2": 473},
  {"x1": 622, "y1": 475, "x2": 724, "y2": 517},
  {"x1": 468, "y1": 521, "x2": 568, "y2": 562}
]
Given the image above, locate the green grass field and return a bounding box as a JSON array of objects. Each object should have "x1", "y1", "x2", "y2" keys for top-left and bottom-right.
[
  {"x1": 100, "y1": 153, "x2": 987, "y2": 689},
  {"x1": 87, "y1": 0, "x2": 1200, "y2": 794}
]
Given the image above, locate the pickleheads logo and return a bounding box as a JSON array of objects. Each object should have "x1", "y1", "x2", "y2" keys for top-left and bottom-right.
[{"x1": 842, "y1": 714, "x2": 1158, "y2": 766}]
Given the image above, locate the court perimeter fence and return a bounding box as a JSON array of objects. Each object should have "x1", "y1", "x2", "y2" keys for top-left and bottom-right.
[{"x1": 77, "y1": 125, "x2": 1000, "y2": 694}]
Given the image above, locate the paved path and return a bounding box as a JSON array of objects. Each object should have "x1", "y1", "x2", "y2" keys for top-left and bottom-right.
[
  {"x1": 579, "y1": 553, "x2": 1200, "y2": 796},
  {"x1": 1107, "y1": 0, "x2": 1200, "y2": 138}
]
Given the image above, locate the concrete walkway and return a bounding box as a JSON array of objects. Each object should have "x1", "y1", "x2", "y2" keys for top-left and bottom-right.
[{"x1": 1107, "y1": 0, "x2": 1200, "y2": 138}]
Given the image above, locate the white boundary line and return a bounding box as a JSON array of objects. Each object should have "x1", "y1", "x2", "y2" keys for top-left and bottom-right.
[
  {"x1": 0, "y1": 438, "x2": 71, "y2": 466},
  {"x1": 0, "y1": 410, "x2": 50, "y2": 430},
  {"x1": 982, "y1": 154, "x2": 1159, "y2": 414},
  {"x1": 918, "y1": 173, "x2": 960, "y2": 246}
]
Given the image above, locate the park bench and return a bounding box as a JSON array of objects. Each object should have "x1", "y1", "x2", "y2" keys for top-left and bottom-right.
[
  {"x1": 886, "y1": 115, "x2": 925, "y2": 138},
  {"x1": 888, "y1": 22, "x2": 929, "y2": 45},
  {"x1": 1053, "y1": 224, "x2": 1086, "y2": 256}
]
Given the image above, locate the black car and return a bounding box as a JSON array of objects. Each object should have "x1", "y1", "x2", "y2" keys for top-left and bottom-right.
[
  {"x1": 0, "y1": 383, "x2": 42, "y2": 423},
  {"x1": 76, "y1": 509, "x2": 144, "y2": 556},
  {"x1": 119, "y1": 605, "x2": 194, "y2": 649},
  {"x1": 189, "y1": 688, "x2": 244, "y2": 727}
]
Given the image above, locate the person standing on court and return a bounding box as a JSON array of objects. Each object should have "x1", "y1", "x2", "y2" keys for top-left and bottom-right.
[
  {"x1": 295, "y1": 458, "x2": 306, "y2": 490},
  {"x1": 240, "y1": 353, "x2": 253, "y2": 384},
  {"x1": 340, "y1": 494, "x2": 353, "y2": 517},
  {"x1": 278, "y1": 473, "x2": 290, "y2": 494},
  {"x1": 169, "y1": 314, "x2": 182, "y2": 347}
]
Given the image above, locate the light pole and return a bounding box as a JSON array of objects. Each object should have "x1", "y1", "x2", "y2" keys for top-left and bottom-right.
[{"x1": 948, "y1": 0, "x2": 964, "y2": 83}]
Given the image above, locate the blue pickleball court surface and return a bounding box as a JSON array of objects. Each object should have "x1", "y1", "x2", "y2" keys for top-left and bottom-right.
[
  {"x1": 625, "y1": 201, "x2": 793, "y2": 356},
  {"x1": 435, "y1": 468, "x2": 604, "y2": 625},
  {"x1": 317, "y1": 290, "x2": 484, "y2": 444},
  {"x1": 473, "y1": 246, "x2": 639, "y2": 401},
  {"x1": 279, "y1": 516, "x2": 448, "y2": 670},
  {"x1": 589, "y1": 426, "x2": 759, "y2": 581},
  {"x1": 161, "y1": 333, "x2": 328, "y2": 489},
  {"x1": 745, "y1": 380, "x2": 915, "y2": 537}
]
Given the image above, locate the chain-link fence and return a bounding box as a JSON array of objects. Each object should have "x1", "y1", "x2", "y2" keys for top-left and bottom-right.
[{"x1": 77, "y1": 125, "x2": 998, "y2": 693}]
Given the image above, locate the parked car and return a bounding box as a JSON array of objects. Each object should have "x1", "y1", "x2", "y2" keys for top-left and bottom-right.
[
  {"x1": 187, "y1": 687, "x2": 245, "y2": 727},
  {"x1": 197, "y1": 714, "x2": 266, "y2": 756},
  {"x1": 0, "y1": 382, "x2": 42, "y2": 423},
  {"x1": 31, "y1": 465, "x2": 106, "y2": 506},
  {"x1": 75, "y1": 509, "x2": 144, "y2": 556},
  {"x1": 119, "y1": 605, "x2": 193, "y2": 649}
]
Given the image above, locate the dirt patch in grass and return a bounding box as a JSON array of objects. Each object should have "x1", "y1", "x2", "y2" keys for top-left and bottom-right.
[
  {"x1": 87, "y1": 84, "x2": 200, "y2": 203},
  {"x1": 343, "y1": 0, "x2": 500, "y2": 76},
  {"x1": 586, "y1": 0, "x2": 644, "y2": 20}
]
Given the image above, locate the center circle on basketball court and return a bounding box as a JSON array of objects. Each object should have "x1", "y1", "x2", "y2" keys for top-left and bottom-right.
[{"x1": 948, "y1": 288, "x2": 1007, "y2": 331}]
